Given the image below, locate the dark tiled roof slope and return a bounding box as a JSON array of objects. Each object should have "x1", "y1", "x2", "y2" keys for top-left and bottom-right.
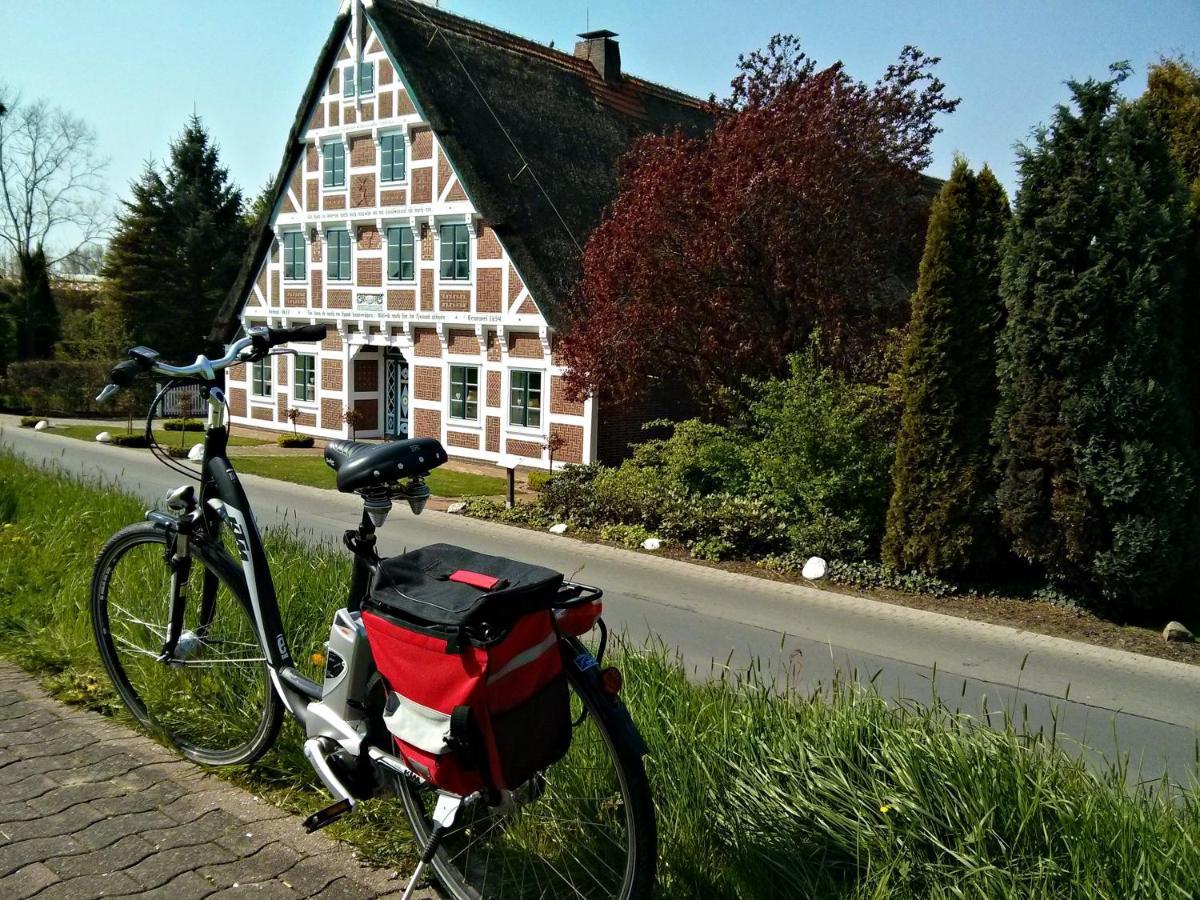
[{"x1": 212, "y1": 2, "x2": 714, "y2": 342}]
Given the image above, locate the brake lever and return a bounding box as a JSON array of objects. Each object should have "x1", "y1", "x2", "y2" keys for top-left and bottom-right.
[{"x1": 96, "y1": 384, "x2": 120, "y2": 403}]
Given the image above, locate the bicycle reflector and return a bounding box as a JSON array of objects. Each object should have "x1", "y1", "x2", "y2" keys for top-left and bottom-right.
[{"x1": 600, "y1": 666, "x2": 624, "y2": 696}]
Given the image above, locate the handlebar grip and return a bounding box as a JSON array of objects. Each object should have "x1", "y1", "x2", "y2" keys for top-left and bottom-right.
[
  {"x1": 266, "y1": 324, "x2": 328, "y2": 346},
  {"x1": 108, "y1": 359, "x2": 145, "y2": 388}
]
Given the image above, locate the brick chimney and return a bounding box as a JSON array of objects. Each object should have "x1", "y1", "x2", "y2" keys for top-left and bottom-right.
[{"x1": 574, "y1": 30, "x2": 621, "y2": 83}]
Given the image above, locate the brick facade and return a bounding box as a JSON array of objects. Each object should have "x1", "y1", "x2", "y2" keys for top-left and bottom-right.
[
  {"x1": 229, "y1": 388, "x2": 246, "y2": 419},
  {"x1": 507, "y1": 331, "x2": 544, "y2": 359},
  {"x1": 440, "y1": 290, "x2": 470, "y2": 312},
  {"x1": 387, "y1": 289, "x2": 415, "y2": 310},
  {"x1": 322, "y1": 358, "x2": 343, "y2": 391},
  {"x1": 413, "y1": 327, "x2": 441, "y2": 357},
  {"x1": 486, "y1": 416, "x2": 500, "y2": 452},
  {"x1": 551, "y1": 376, "x2": 584, "y2": 415},
  {"x1": 413, "y1": 366, "x2": 441, "y2": 401},
  {"x1": 507, "y1": 438, "x2": 543, "y2": 459},
  {"x1": 487, "y1": 371, "x2": 501, "y2": 407},
  {"x1": 550, "y1": 423, "x2": 584, "y2": 464},
  {"x1": 476, "y1": 268, "x2": 502, "y2": 313},
  {"x1": 445, "y1": 328, "x2": 479, "y2": 355},
  {"x1": 321, "y1": 398, "x2": 343, "y2": 430},
  {"x1": 413, "y1": 408, "x2": 441, "y2": 440},
  {"x1": 446, "y1": 430, "x2": 480, "y2": 450}
]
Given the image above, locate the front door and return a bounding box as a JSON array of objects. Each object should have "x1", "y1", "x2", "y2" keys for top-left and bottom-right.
[{"x1": 384, "y1": 350, "x2": 410, "y2": 440}]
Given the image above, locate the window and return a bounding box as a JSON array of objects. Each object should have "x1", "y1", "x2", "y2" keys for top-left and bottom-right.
[
  {"x1": 283, "y1": 232, "x2": 306, "y2": 281},
  {"x1": 439, "y1": 223, "x2": 470, "y2": 280},
  {"x1": 252, "y1": 357, "x2": 272, "y2": 397},
  {"x1": 294, "y1": 354, "x2": 316, "y2": 403},
  {"x1": 327, "y1": 230, "x2": 351, "y2": 280},
  {"x1": 380, "y1": 133, "x2": 405, "y2": 183},
  {"x1": 509, "y1": 370, "x2": 542, "y2": 428},
  {"x1": 359, "y1": 62, "x2": 374, "y2": 95},
  {"x1": 387, "y1": 226, "x2": 414, "y2": 281},
  {"x1": 342, "y1": 66, "x2": 355, "y2": 98},
  {"x1": 323, "y1": 142, "x2": 346, "y2": 188},
  {"x1": 450, "y1": 366, "x2": 479, "y2": 421}
]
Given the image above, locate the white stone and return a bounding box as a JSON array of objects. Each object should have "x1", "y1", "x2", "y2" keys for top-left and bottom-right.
[
  {"x1": 96, "y1": 431, "x2": 112, "y2": 443},
  {"x1": 446, "y1": 501, "x2": 467, "y2": 514},
  {"x1": 641, "y1": 537, "x2": 662, "y2": 551},
  {"x1": 33, "y1": 420, "x2": 48, "y2": 431},
  {"x1": 549, "y1": 523, "x2": 568, "y2": 535},
  {"x1": 187, "y1": 444, "x2": 205, "y2": 461},
  {"x1": 1163, "y1": 621, "x2": 1194, "y2": 643},
  {"x1": 801, "y1": 556, "x2": 828, "y2": 580}
]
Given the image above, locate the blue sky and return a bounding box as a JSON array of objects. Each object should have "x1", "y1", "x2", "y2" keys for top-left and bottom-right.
[{"x1": 3, "y1": 0, "x2": 1197, "y2": 236}]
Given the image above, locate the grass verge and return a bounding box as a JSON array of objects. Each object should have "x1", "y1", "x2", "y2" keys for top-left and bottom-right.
[
  {"x1": 1, "y1": 451, "x2": 1198, "y2": 898},
  {"x1": 230, "y1": 454, "x2": 507, "y2": 498},
  {"x1": 52, "y1": 422, "x2": 266, "y2": 447}
]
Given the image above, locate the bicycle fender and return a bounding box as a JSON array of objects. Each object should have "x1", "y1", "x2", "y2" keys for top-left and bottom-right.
[{"x1": 568, "y1": 652, "x2": 650, "y2": 758}]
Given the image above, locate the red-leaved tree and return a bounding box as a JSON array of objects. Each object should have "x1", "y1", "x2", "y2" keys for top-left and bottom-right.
[{"x1": 558, "y1": 37, "x2": 958, "y2": 408}]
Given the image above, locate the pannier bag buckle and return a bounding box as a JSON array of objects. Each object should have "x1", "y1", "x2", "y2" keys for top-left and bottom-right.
[{"x1": 447, "y1": 569, "x2": 507, "y2": 590}]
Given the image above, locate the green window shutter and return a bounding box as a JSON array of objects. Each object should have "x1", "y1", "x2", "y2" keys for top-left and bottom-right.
[
  {"x1": 440, "y1": 224, "x2": 470, "y2": 281},
  {"x1": 360, "y1": 63, "x2": 374, "y2": 95},
  {"x1": 328, "y1": 230, "x2": 351, "y2": 280},
  {"x1": 381, "y1": 134, "x2": 406, "y2": 183},
  {"x1": 295, "y1": 355, "x2": 315, "y2": 402},
  {"x1": 387, "y1": 227, "x2": 400, "y2": 279},
  {"x1": 440, "y1": 225, "x2": 454, "y2": 279},
  {"x1": 343, "y1": 66, "x2": 354, "y2": 97},
  {"x1": 387, "y1": 227, "x2": 413, "y2": 280},
  {"x1": 400, "y1": 227, "x2": 413, "y2": 280},
  {"x1": 324, "y1": 144, "x2": 345, "y2": 188}
]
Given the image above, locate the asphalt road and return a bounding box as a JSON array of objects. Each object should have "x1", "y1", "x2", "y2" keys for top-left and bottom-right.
[{"x1": 4, "y1": 420, "x2": 1199, "y2": 786}]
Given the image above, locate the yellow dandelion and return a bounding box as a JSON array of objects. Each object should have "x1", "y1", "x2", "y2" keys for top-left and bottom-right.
[{"x1": 880, "y1": 804, "x2": 892, "y2": 814}]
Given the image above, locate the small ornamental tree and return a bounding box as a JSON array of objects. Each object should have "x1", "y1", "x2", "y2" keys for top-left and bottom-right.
[
  {"x1": 286, "y1": 406, "x2": 301, "y2": 436},
  {"x1": 993, "y1": 68, "x2": 1197, "y2": 613},
  {"x1": 176, "y1": 391, "x2": 194, "y2": 449},
  {"x1": 545, "y1": 431, "x2": 566, "y2": 471},
  {"x1": 343, "y1": 406, "x2": 368, "y2": 440},
  {"x1": 558, "y1": 36, "x2": 958, "y2": 408},
  {"x1": 883, "y1": 159, "x2": 1009, "y2": 576}
]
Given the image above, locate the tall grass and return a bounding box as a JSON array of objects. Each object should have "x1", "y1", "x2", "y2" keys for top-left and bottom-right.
[{"x1": 1, "y1": 451, "x2": 1199, "y2": 897}]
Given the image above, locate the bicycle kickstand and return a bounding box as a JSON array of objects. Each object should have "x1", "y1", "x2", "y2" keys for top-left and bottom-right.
[{"x1": 401, "y1": 793, "x2": 462, "y2": 900}]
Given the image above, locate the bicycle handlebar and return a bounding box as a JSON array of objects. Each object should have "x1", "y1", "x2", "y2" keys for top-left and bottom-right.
[{"x1": 95, "y1": 324, "x2": 330, "y2": 402}]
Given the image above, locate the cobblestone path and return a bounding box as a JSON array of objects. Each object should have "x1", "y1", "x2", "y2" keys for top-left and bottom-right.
[{"x1": 0, "y1": 662, "x2": 435, "y2": 898}]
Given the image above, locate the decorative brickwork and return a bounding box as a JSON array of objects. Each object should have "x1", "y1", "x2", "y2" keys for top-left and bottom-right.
[
  {"x1": 306, "y1": 180, "x2": 318, "y2": 211},
  {"x1": 323, "y1": 193, "x2": 346, "y2": 210},
  {"x1": 446, "y1": 328, "x2": 479, "y2": 355},
  {"x1": 447, "y1": 181, "x2": 468, "y2": 203},
  {"x1": 476, "y1": 268, "x2": 502, "y2": 312},
  {"x1": 277, "y1": 355, "x2": 289, "y2": 387},
  {"x1": 356, "y1": 225, "x2": 381, "y2": 250},
  {"x1": 478, "y1": 226, "x2": 502, "y2": 259},
  {"x1": 321, "y1": 358, "x2": 343, "y2": 391},
  {"x1": 387, "y1": 289, "x2": 415, "y2": 310},
  {"x1": 295, "y1": 411, "x2": 316, "y2": 428},
  {"x1": 310, "y1": 270, "x2": 323, "y2": 306},
  {"x1": 228, "y1": 363, "x2": 246, "y2": 382},
  {"x1": 420, "y1": 275, "x2": 433, "y2": 311},
  {"x1": 440, "y1": 290, "x2": 470, "y2": 312},
  {"x1": 486, "y1": 329, "x2": 500, "y2": 361},
  {"x1": 282, "y1": 192, "x2": 296, "y2": 215},
  {"x1": 380, "y1": 59, "x2": 393, "y2": 83},
  {"x1": 270, "y1": 272, "x2": 279, "y2": 305},
  {"x1": 360, "y1": 102, "x2": 374, "y2": 122},
  {"x1": 321, "y1": 397, "x2": 343, "y2": 431},
  {"x1": 379, "y1": 91, "x2": 393, "y2": 119},
  {"x1": 413, "y1": 408, "x2": 441, "y2": 440},
  {"x1": 251, "y1": 405, "x2": 273, "y2": 422},
  {"x1": 350, "y1": 136, "x2": 375, "y2": 168},
  {"x1": 413, "y1": 327, "x2": 441, "y2": 357},
  {"x1": 351, "y1": 173, "x2": 375, "y2": 208},
  {"x1": 311, "y1": 237, "x2": 322, "y2": 262},
  {"x1": 322, "y1": 329, "x2": 342, "y2": 351},
  {"x1": 550, "y1": 423, "x2": 584, "y2": 464},
  {"x1": 229, "y1": 388, "x2": 246, "y2": 418},
  {"x1": 359, "y1": 257, "x2": 382, "y2": 287},
  {"x1": 256, "y1": 265, "x2": 267, "y2": 297},
  {"x1": 277, "y1": 394, "x2": 288, "y2": 422},
  {"x1": 516, "y1": 297, "x2": 537, "y2": 315},
  {"x1": 306, "y1": 144, "x2": 318, "y2": 172},
  {"x1": 551, "y1": 376, "x2": 584, "y2": 415},
  {"x1": 507, "y1": 438, "x2": 543, "y2": 459},
  {"x1": 437, "y1": 149, "x2": 452, "y2": 196},
  {"x1": 397, "y1": 91, "x2": 416, "y2": 115},
  {"x1": 507, "y1": 331, "x2": 544, "y2": 359},
  {"x1": 310, "y1": 103, "x2": 324, "y2": 130},
  {"x1": 487, "y1": 371, "x2": 500, "y2": 407},
  {"x1": 412, "y1": 168, "x2": 432, "y2": 204},
  {"x1": 413, "y1": 366, "x2": 442, "y2": 401},
  {"x1": 486, "y1": 416, "x2": 500, "y2": 452},
  {"x1": 344, "y1": 106, "x2": 357, "y2": 125},
  {"x1": 353, "y1": 357, "x2": 379, "y2": 392},
  {"x1": 290, "y1": 167, "x2": 302, "y2": 206},
  {"x1": 411, "y1": 127, "x2": 432, "y2": 160},
  {"x1": 446, "y1": 430, "x2": 480, "y2": 450},
  {"x1": 328, "y1": 103, "x2": 340, "y2": 127},
  {"x1": 285, "y1": 289, "x2": 306, "y2": 308},
  {"x1": 327, "y1": 289, "x2": 352, "y2": 309},
  {"x1": 381, "y1": 189, "x2": 407, "y2": 206},
  {"x1": 508, "y1": 265, "x2": 524, "y2": 304},
  {"x1": 421, "y1": 228, "x2": 433, "y2": 260},
  {"x1": 353, "y1": 398, "x2": 379, "y2": 429}
]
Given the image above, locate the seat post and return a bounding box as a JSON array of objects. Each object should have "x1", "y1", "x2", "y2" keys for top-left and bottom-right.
[{"x1": 345, "y1": 509, "x2": 379, "y2": 612}]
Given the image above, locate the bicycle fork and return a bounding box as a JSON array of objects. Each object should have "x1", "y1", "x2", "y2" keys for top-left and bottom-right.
[{"x1": 151, "y1": 486, "x2": 206, "y2": 663}]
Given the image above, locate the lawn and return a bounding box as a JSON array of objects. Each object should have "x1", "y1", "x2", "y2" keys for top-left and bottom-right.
[
  {"x1": 3, "y1": 451, "x2": 1200, "y2": 898},
  {"x1": 52, "y1": 422, "x2": 266, "y2": 448},
  {"x1": 230, "y1": 453, "x2": 507, "y2": 498}
]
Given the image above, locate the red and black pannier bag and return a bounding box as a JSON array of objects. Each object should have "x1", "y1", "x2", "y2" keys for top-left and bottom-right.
[{"x1": 362, "y1": 543, "x2": 573, "y2": 796}]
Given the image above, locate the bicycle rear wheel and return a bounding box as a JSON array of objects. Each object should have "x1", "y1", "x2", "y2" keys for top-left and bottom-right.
[
  {"x1": 395, "y1": 661, "x2": 657, "y2": 899},
  {"x1": 91, "y1": 523, "x2": 282, "y2": 765}
]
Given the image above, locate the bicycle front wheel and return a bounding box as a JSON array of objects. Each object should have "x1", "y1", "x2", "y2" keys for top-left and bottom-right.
[
  {"x1": 395, "y1": 661, "x2": 657, "y2": 899},
  {"x1": 90, "y1": 523, "x2": 282, "y2": 766}
]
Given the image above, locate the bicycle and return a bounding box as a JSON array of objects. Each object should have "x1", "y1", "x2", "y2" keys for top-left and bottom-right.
[{"x1": 90, "y1": 325, "x2": 656, "y2": 899}]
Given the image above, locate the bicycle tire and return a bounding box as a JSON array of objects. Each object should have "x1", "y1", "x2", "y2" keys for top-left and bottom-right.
[
  {"x1": 394, "y1": 659, "x2": 657, "y2": 899},
  {"x1": 91, "y1": 522, "x2": 283, "y2": 766}
]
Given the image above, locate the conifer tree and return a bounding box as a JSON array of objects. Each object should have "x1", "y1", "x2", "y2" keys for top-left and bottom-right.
[
  {"x1": 883, "y1": 159, "x2": 1009, "y2": 575},
  {"x1": 103, "y1": 117, "x2": 248, "y2": 361},
  {"x1": 14, "y1": 247, "x2": 59, "y2": 359},
  {"x1": 993, "y1": 70, "x2": 1196, "y2": 612}
]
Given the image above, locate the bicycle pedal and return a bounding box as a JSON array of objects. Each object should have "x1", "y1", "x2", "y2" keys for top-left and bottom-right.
[{"x1": 302, "y1": 797, "x2": 354, "y2": 833}]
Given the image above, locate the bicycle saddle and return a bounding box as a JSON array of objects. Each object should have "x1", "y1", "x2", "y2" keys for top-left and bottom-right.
[{"x1": 324, "y1": 437, "x2": 448, "y2": 493}]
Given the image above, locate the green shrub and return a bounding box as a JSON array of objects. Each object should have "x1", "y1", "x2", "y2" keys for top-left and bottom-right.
[
  {"x1": 599, "y1": 522, "x2": 653, "y2": 548},
  {"x1": 526, "y1": 469, "x2": 554, "y2": 492},
  {"x1": 19, "y1": 416, "x2": 41, "y2": 428},
  {"x1": 165, "y1": 445, "x2": 192, "y2": 459},
  {"x1": 277, "y1": 435, "x2": 315, "y2": 449},
  {"x1": 163, "y1": 419, "x2": 204, "y2": 432},
  {"x1": 629, "y1": 418, "x2": 750, "y2": 496},
  {"x1": 110, "y1": 434, "x2": 150, "y2": 448},
  {"x1": 5, "y1": 359, "x2": 145, "y2": 415}
]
